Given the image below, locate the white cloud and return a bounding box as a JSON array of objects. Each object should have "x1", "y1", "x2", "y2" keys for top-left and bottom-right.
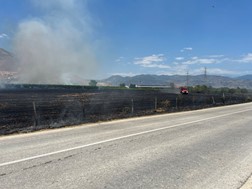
[
  {"x1": 184, "y1": 47, "x2": 193, "y2": 51},
  {"x1": 175, "y1": 57, "x2": 184, "y2": 60},
  {"x1": 180, "y1": 47, "x2": 193, "y2": 52},
  {"x1": 182, "y1": 56, "x2": 218, "y2": 65},
  {"x1": 134, "y1": 54, "x2": 170, "y2": 68},
  {"x1": 158, "y1": 67, "x2": 237, "y2": 76},
  {"x1": 157, "y1": 64, "x2": 189, "y2": 75},
  {"x1": 144, "y1": 64, "x2": 170, "y2": 69},
  {"x1": 135, "y1": 54, "x2": 165, "y2": 65},
  {"x1": 32, "y1": 0, "x2": 76, "y2": 10},
  {"x1": 115, "y1": 56, "x2": 124, "y2": 62},
  {"x1": 208, "y1": 54, "x2": 224, "y2": 58},
  {"x1": 0, "y1": 33, "x2": 8, "y2": 39},
  {"x1": 238, "y1": 53, "x2": 252, "y2": 63}
]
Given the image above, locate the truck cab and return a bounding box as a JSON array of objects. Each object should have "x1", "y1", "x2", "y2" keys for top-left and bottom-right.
[{"x1": 180, "y1": 87, "x2": 189, "y2": 94}]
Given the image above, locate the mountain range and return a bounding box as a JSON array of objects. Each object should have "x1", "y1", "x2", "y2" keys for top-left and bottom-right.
[
  {"x1": 1, "y1": 48, "x2": 252, "y2": 88},
  {"x1": 102, "y1": 74, "x2": 252, "y2": 89},
  {"x1": 0, "y1": 48, "x2": 17, "y2": 71},
  {"x1": 0, "y1": 48, "x2": 18, "y2": 83}
]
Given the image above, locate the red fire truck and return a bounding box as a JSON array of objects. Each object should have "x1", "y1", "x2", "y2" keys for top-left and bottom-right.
[{"x1": 180, "y1": 87, "x2": 189, "y2": 94}]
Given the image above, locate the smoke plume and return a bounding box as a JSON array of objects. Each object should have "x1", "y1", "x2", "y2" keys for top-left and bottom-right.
[{"x1": 13, "y1": 0, "x2": 98, "y2": 84}]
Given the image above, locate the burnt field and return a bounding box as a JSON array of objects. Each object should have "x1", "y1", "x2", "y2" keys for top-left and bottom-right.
[{"x1": 0, "y1": 87, "x2": 251, "y2": 135}]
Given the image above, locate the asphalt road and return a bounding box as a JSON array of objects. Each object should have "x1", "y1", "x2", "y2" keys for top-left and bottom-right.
[{"x1": 1, "y1": 103, "x2": 252, "y2": 189}]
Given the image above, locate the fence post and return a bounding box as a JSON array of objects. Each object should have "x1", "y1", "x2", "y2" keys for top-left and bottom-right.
[
  {"x1": 131, "y1": 99, "x2": 134, "y2": 114},
  {"x1": 212, "y1": 96, "x2": 215, "y2": 105},
  {"x1": 82, "y1": 101, "x2": 85, "y2": 121},
  {"x1": 33, "y1": 101, "x2": 38, "y2": 128},
  {"x1": 155, "y1": 97, "x2": 157, "y2": 111},
  {"x1": 176, "y1": 97, "x2": 178, "y2": 109},
  {"x1": 222, "y1": 93, "x2": 226, "y2": 104}
]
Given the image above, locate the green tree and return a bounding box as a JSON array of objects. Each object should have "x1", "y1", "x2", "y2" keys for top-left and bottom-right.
[
  {"x1": 241, "y1": 88, "x2": 248, "y2": 93},
  {"x1": 194, "y1": 85, "x2": 208, "y2": 93},
  {"x1": 220, "y1": 87, "x2": 229, "y2": 94},
  {"x1": 119, "y1": 83, "x2": 126, "y2": 88},
  {"x1": 129, "y1": 84, "x2": 136, "y2": 88},
  {"x1": 228, "y1": 88, "x2": 236, "y2": 94},
  {"x1": 89, "y1": 80, "x2": 97, "y2": 86}
]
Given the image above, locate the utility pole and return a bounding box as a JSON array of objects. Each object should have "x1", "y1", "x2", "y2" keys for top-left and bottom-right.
[
  {"x1": 204, "y1": 67, "x2": 207, "y2": 85},
  {"x1": 186, "y1": 71, "x2": 189, "y2": 86}
]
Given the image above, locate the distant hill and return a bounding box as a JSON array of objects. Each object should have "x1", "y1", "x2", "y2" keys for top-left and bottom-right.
[
  {"x1": 0, "y1": 48, "x2": 17, "y2": 72},
  {"x1": 236, "y1": 75, "x2": 252, "y2": 81},
  {"x1": 0, "y1": 48, "x2": 18, "y2": 83},
  {"x1": 102, "y1": 74, "x2": 252, "y2": 89}
]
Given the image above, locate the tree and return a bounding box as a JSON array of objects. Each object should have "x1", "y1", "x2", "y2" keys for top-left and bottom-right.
[
  {"x1": 241, "y1": 88, "x2": 248, "y2": 93},
  {"x1": 119, "y1": 83, "x2": 126, "y2": 88},
  {"x1": 89, "y1": 80, "x2": 97, "y2": 86},
  {"x1": 129, "y1": 84, "x2": 136, "y2": 88},
  {"x1": 194, "y1": 85, "x2": 208, "y2": 93},
  {"x1": 220, "y1": 87, "x2": 229, "y2": 94},
  {"x1": 170, "y1": 82, "x2": 175, "y2": 89},
  {"x1": 228, "y1": 88, "x2": 236, "y2": 94}
]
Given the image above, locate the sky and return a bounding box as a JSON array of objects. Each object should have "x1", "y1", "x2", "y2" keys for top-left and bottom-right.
[{"x1": 1, "y1": 0, "x2": 252, "y2": 80}]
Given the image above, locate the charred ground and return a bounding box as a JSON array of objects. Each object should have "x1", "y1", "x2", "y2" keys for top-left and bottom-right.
[{"x1": 0, "y1": 85, "x2": 251, "y2": 135}]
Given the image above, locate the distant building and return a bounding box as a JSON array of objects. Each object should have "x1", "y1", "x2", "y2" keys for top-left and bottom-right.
[{"x1": 136, "y1": 85, "x2": 172, "y2": 88}]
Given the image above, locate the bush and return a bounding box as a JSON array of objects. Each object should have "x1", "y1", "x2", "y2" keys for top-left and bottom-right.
[
  {"x1": 129, "y1": 84, "x2": 136, "y2": 88},
  {"x1": 89, "y1": 80, "x2": 97, "y2": 87}
]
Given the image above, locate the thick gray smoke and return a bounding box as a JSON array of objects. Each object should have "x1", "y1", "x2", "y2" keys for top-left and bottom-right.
[{"x1": 13, "y1": 0, "x2": 98, "y2": 84}]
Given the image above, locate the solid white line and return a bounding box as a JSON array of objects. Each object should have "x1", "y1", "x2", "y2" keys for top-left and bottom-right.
[{"x1": 1, "y1": 108, "x2": 252, "y2": 167}]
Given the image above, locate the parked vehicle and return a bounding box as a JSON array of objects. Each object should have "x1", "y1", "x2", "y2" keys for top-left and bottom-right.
[{"x1": 180, "y1": 87, "x2": 189, "y2": 94}]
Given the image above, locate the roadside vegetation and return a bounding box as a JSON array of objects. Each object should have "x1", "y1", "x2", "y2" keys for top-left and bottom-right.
[{"x1": 187, "y1": 85, "x2": 250, "y2": 94}]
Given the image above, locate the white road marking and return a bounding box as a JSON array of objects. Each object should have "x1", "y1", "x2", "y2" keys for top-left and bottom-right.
[{"x1": 0, "y1": 108, "x2": 252, "y2": 167}]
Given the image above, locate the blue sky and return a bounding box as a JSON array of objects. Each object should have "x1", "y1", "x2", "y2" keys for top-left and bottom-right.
[{"x1": 1, "y1": 0, "x2": 252, "y2": 79}]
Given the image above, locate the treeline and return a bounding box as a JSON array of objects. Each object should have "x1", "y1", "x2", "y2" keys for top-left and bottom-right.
[{"x1": 187, "y1": 85, "x2": 249, "y2": 94}]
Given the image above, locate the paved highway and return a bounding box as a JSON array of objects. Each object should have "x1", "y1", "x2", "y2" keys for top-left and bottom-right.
[{"x1": 1, "y1": 103, "x2": 252, "y2": 189}]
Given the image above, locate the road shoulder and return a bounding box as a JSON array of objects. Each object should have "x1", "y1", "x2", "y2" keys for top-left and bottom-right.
[{"x1": 240, "y1": 174, "x2": 252, "y2": 189}]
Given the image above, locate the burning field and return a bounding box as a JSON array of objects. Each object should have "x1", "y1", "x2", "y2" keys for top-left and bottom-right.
[
  {"x1": 1, "y1": 1, "x2": 252, "y2": 136},
  {"x1": 0, "y1": 85, "x2": 251, "y2": 135}
]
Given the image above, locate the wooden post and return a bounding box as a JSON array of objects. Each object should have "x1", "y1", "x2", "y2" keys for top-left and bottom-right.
[
  {"x1": 176, "y1": 97, "x2": 178, "y2": 109},
  {"x1": 222, "y1": 93, "x2": 226, "y2": 104},
  {"x1": 131, "y1": 99, "x2": 134, "y2": 114},
  {"x1": 33, "y1": 101, "x2": 38, "y2": 127},
  {"x1": 212, "y1": 96, "x2": 215, "y2": 105},
  {"x1": 82, "y1": 101, "x2": 85, "y2": 121},
  {"x1": 154, "y1": 97, "x2": 157, "y2": 111}
]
